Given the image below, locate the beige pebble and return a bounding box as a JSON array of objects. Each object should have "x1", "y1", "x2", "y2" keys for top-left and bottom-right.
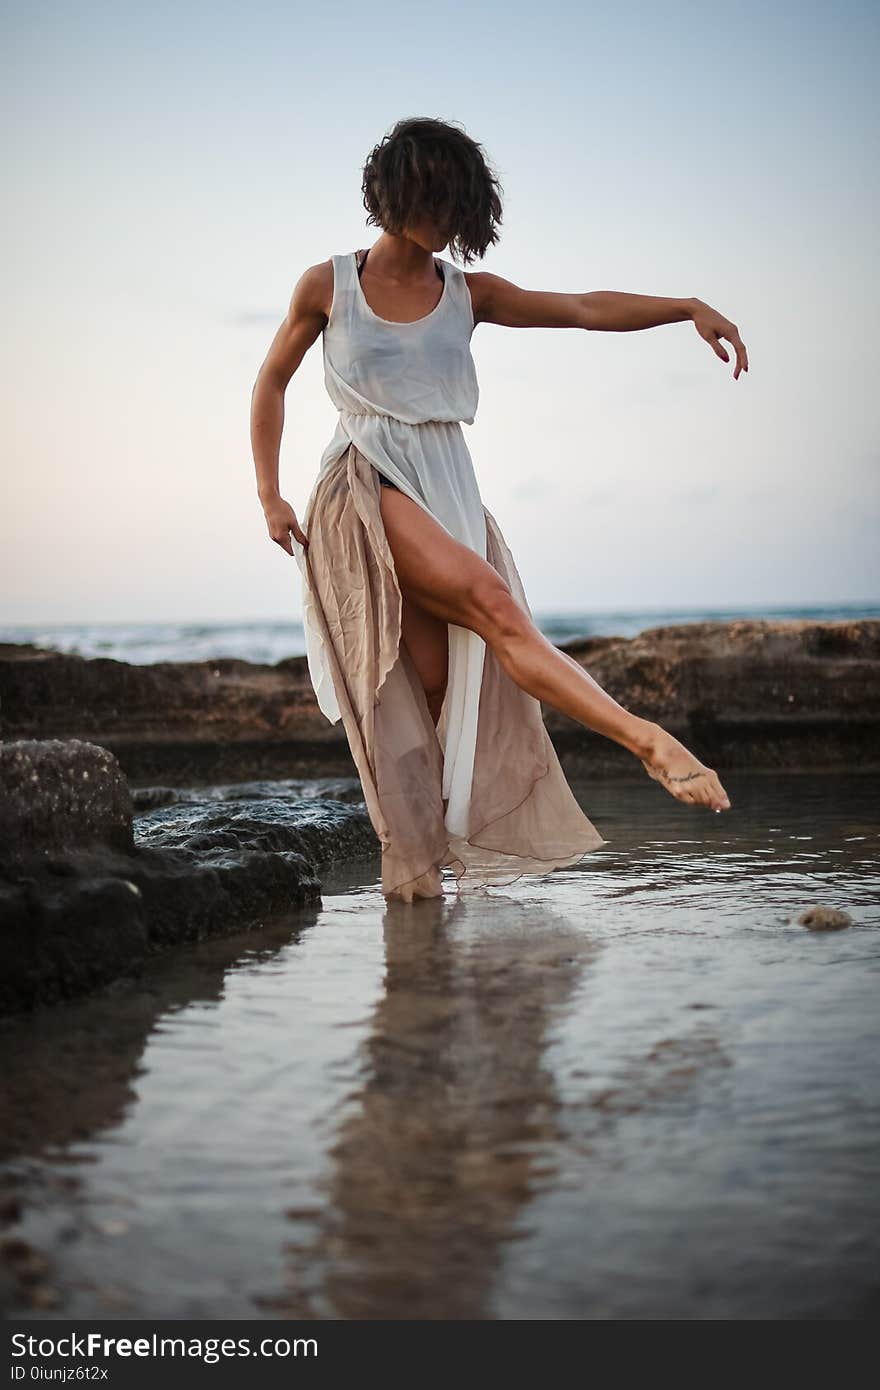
[{"x1": 796, "y1": 906, "x2": 853, "y2": 931}]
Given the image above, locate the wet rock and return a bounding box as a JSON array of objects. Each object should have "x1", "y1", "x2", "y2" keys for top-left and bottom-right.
[
  {"x1": 2, "y1": 1237, "x2": 51, "y2": 1285},
  {"x1": 0, "y1": 643, "x2": 347, "y2": 783},
  {"x1": 0, "y1": 1231, "x2": 59, "y2": 1311},
  {"x1": 796, "y1": 905, "x2": 853, "y2": 931},
  {"x1": 130, "y1": 776, "x2": 365, "y2": 813},
  {"x1": 24, "y1": 1285, "x2": 63, "y2": 1310},
  {"x1": 0, "y1": 739, "x2": 133, "y2": 861},
  {"x1": 0, "y1": 739, "x2": 377, "y2": 1017},
  {"x1": 0, "y1": 1194, "x2": 22, "y2": 1224},
  {"x1": 545, "y1": 618, "x2": 880, "y2": 775}
]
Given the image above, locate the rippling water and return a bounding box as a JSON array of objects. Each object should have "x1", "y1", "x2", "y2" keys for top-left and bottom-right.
[{"x1": 1, "y1": 771, "x2": 878, "y2": 1319}]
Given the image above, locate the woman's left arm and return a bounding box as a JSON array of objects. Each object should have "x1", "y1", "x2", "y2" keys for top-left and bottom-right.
[{"x1": 465, "y1": 272, "x2": 749, "y2": 380}]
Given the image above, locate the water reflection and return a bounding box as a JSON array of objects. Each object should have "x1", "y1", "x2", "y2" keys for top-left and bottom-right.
[
  {"x1": 261, "y1": 894, "x2": 599, "y2": 1318},
  {"x1": 0, "y1": 772, "x2": 877, "y2": 1319}
]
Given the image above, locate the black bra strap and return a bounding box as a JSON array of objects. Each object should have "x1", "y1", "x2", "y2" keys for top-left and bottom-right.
[{"x1": 356, "y1": 246, "x2": 444, "y2": 283}]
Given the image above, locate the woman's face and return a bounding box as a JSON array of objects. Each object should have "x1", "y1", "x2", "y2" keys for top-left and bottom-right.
[{"x1": 402, "y1": 212, "x2": 449, "y2": 252}]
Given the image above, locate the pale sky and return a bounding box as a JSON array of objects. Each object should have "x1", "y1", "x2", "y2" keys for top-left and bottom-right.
[{"x1": 3, "y1": 0, "x2": 878, "y2": 624}]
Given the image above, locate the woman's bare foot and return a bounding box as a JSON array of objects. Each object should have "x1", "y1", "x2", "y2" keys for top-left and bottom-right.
[{"x1": 639, "y1": 723, "x2": 731, "y2": 812}]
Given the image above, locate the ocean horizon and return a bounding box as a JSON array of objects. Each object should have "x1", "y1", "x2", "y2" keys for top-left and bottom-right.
[{"x1": 1, "y1": 602, "x2": 877, "y2": 666}]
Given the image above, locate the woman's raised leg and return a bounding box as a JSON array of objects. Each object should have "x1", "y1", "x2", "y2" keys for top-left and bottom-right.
[{"x1": 378, "y1": 487, "x2": 731, "y2": 813}]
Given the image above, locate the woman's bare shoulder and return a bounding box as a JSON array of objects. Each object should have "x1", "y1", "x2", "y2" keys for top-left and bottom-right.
[
  {"x1": 290, "y1": 258, "x2": 336, "y2": 325},
  {"x1": 462, "y1": 270, "x2": 493, "y2": 327}
]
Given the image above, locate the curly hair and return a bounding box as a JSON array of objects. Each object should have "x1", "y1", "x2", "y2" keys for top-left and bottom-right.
[{"x1": 360, "y1": 117, "x2": 503, "y2": 266}]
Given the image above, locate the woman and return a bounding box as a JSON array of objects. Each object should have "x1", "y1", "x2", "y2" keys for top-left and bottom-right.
[{"x1": 251, "y1": 117, "x2": 746, "y2": 903}]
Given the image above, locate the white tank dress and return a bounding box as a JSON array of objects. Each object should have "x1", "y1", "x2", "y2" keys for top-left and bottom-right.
[{"x1": 290, "y1": 248, "x2": 607, "y2": 901}]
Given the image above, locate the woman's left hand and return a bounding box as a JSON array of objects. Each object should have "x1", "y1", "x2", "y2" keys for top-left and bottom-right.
[{"x1": 691, "y1": 299, "x2": 749, "y2": 379}]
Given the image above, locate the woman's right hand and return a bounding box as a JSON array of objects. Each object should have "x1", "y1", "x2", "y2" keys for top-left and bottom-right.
[{"x1": 263, "y1": 495, "x2": 308, "y2": 556}]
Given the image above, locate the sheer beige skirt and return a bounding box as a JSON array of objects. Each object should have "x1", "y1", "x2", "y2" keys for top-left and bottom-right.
[{"x1": 301, "y1": 442, "x2": 608, "y2": 901}]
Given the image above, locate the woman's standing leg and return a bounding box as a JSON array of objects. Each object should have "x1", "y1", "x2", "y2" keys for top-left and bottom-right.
[{"x1": 400, "y1": 594, "x2": 448, "y2": 727}]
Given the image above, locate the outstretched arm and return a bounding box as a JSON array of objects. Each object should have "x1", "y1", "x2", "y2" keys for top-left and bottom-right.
[{"x1": 464, "y1": 271, "x2": 749, "y2": 379}]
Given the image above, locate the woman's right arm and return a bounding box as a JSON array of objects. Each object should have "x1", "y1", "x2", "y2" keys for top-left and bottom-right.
[{"x1": 250, "y1": 259, "x2": 333, "y2": 554}]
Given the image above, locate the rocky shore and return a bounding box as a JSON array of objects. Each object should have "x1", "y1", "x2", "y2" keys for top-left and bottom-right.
[
  {"x1": 0, "y1": 740, "x2": 376, "y2": 1017},
  {"x1": 2, "y1": 619, "x2": 877, "y2": 785},
  {"x1": 1, "y1": 618, "x2": 877, "y2": 1017}
]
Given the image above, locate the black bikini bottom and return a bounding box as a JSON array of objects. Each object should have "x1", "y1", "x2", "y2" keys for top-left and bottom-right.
[{"x1": 376, "y1": 470, "x2": 401, "y2": 491}]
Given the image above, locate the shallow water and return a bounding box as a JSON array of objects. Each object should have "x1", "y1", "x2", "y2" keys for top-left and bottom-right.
[{"x1": 2, "y1": 771, "x2": 878, "y2": 1320}]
